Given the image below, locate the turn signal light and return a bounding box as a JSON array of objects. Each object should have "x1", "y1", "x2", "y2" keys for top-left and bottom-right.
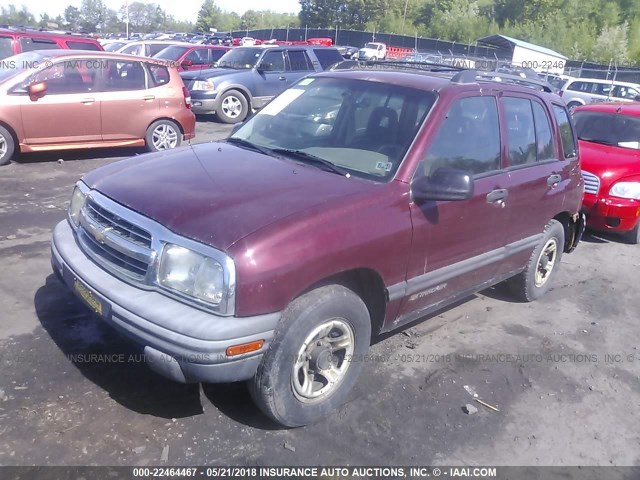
[{"x1": 226, "y1": 340, "x2": 264, "y2": 357}]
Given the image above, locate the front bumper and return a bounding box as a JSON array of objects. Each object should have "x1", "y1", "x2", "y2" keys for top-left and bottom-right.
[
  {"x1": 582, "y1": 193, "x2": 640, "y2": 233},
  {"x1": 190, "y1": 95, "x2": 219, "y2": 115},
  {"x1": 51, "y1": 220, "x2": 279, "y2": 384}
]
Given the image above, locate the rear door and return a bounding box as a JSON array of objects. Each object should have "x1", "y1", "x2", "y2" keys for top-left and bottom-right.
[
  {"x1": 286, "y1": 49, "x2": 315, "y2": 81},
  {"x1": 399, "y1": 94, "x2": 510, "y2": 322},
  {"x1": 19, "y1": 58, "x2": 101, "y2": 144},
  {"x1": 97, "y1": 59, "x2": 159, "y2": 141},
  {"x1": 496, "y1": 95, "x2": 569, "y2": 275}
]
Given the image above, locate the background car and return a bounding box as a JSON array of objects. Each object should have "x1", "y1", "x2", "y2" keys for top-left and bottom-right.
[
  {"x1": 561, "y1": 77, "x2": 640, "y2": 110},
  {"x1": 116, "y1": 40, "x2": 183, "y2": 57},
  {"x1": 0, "y1": 27, "x2": 103, "y2": 60},
  {"x1": 574, "y1": 102, "x2": 640, "y2": 244},
  {"x1": 335, "y1": 45, "x2": 359, "y2": 59},
  {"x1": 0, "y1": 50, "x2": 195, "y2": 166},
  {"x1": 153, "y1": 44, "x2": 230, "y2": 71}
]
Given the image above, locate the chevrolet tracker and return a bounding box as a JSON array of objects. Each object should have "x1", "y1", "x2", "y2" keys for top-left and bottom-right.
[{"x1": 51, "y1": 66, "x2": 586, "y2": 426}]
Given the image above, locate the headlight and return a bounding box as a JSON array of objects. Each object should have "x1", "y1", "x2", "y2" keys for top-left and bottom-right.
[
  {"x1": 158, "y1": 244, "x2": 226, "y2": 306},
  {"x1": 192, "y1": 80, "x2": 215, "y2": 91},
  {"x1": 68, "y1": 184, "x2": 88, "y2": 227},
  {"x1": 609, "y1": 181, "x2": 640, "y2": 200}
]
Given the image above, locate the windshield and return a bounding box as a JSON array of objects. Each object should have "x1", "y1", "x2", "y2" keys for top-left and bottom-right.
[
  {"x1": 154, "y1": 46, "x2": 190, "y2": 60},
  {"x1": 364, "y1": 43, "x2": 379, "y2": 49},
  {"x1": 230, "y1": 77, "x2": 437, "y2": 181},
  {"x1": 104, "y1": 42, "x2": 126, "y2": 52},
  {"x1": 0, "y1": 51, "x2": 45, "y2": 83},
  {"x1": 574, "y1": 111, "x2": 640, "y2": 150},
  {"x1": 216, "y1": 47, "x2": 263, "y2": 69}
]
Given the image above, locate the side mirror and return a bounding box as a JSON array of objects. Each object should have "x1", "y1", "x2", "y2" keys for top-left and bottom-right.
[
  {"x1": 28, "y1": 81, "x2": 48, "y2": 101},
  {"x1": 412, "y1": 167, "x2": 474, "y2": 202},
  {"x1": 180, "y1": 59, "x2": 193, "y2": 68}
]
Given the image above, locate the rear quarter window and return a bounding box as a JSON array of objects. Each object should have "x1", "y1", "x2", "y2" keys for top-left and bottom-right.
[
  {"x1": 66, "y1": 41, "x2": 100, "y2": 51},
  {"x1": 148, "y1": 63, "x2": 170, "y2": 86},
  {"x1": 0, "y1": 36, "x2": 13, "y2": 60},
  {"x1": 20, "y1": 37, "x2": 59, "y2": 52},
  {"x1": 312, "y1": 48, "x2": 343, "y2": 70}
]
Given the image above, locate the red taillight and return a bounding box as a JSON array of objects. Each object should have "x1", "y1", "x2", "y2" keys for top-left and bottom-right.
[{"x1": 182, "y1": 86, "x2": 192, "y2": 109}]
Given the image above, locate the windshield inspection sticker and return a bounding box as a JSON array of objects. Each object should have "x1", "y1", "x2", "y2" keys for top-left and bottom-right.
[
  {"x1": 375, "y1": 162, "x2": 393, "y2": 172},
  {"x1": 259, "y1": 88, "x2": 305, "y2": 116}
]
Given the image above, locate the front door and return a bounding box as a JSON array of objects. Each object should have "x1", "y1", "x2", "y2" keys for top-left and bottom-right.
[
  {"x1": 254, "y1": 49, "x2": 288, "y2": 101},
  {"x1": 397, "y1": 95, "x2": 510, "y2": 325},
  {"x1": 20, "y1": 59, "x2": 101, "y2": 145}
]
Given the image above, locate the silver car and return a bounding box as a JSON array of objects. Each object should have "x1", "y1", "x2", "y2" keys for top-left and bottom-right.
[{"x1": 561, "y1": 77, "x2": 640, "y2": 110}]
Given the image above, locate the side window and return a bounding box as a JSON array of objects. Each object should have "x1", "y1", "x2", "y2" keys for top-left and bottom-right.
[
  {"x1": 613, "y1": 85, "x2": 640, "y2": 100},
  {"x1": 567, "y1": 81, "x2": 584, "y2": 92},
  {"x1": 313, "y1": 48, "x2": 343, "y2": 70},
  {"x1": 503, "y1": 97, "x2": 536, "y2": 166},
  {"x1": 552, "y1": 104, "x2": 577, "y2": 159},
  {"x1": 261, "y1": 50, "x2": 285, "y2": 71},
  {"x1": 420, "y1": 96, "x2": 501, "y2": 177},
  {"x1": 532, "y1": 102, "x2": 556, "y2": 161},
  {"x1": 210, "y1": 49, "x2": 226, "y2": 63},
  {"x1": 103, "y1": 60, "x2": 146, "y2": 91},
  {"x1": 66, "y1": 41, "x2": 100, "y2": 51},
  {"x1": 20, "y1": 37, "x2": 59, "y2": 52},
  {"x1": 148, "y1": 44, "x2": 169, "y2": 57},
  {"x1": 32, "y1": 60, "x2": 95, "y2": 94},
  {"x1": 185, "y1": 49, "x2": 208, "y2": 65},
  {"x1": 147, "y1": 63, "x2": 170, "y2": 86},
  {"x1": 287, "y1": 50, "x2": 312, "y2": 71}
]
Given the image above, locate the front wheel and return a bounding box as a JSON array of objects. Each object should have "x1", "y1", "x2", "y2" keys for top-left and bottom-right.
[
  {"x1": 215, "y1": 90, "x2": 248, "y2": 124},
  {"x1": 0, "y1": 125, "x2": 15, "y2": 166},
  {"x1": 507, "y1": 219, "x2": 565, "y2": 302},
  {"x1": 624, "y1": 222, "x2": 640, "y2": 245},
  {"x1": 249, "y1": 285, "x2": 371, "y2": 427},
  {"x1": 145, "y1": 120, "x2": 181, "y2": 152}
]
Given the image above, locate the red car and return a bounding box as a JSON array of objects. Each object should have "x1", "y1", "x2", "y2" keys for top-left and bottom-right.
[
  {"x1": 574, "y1": 103, "x2": 640, "y2": 244},
  {"x1": 152, "y1": 43, "x2": 230, "y2": 71},
  {"x1": 0, "y1": 27, "x2": 102, "y2": 61}
]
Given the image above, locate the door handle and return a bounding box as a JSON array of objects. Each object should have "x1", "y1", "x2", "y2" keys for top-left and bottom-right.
[
  {"x1": 547, "y1": 174, "x2": 562, "y2": 187},
  {"x1": 143, "y1": 95, "x2": 156, "y2": 101},
  {"x1": 81, "y1": 98, "x2": 95, "y2": 104},
  {"x1": 278, "y1": 76, "x2": 286, "y2": 81},
  {"x1": 486, "y1": 189, "x2": 508, "y2": 205}
]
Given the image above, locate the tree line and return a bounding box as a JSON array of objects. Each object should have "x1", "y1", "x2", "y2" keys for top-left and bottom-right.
[
  {"x1": 2, "y1": 0, "x2": 638, "y2": 64},
  {"x1": 299, "y1": 0, "x2": 640, "y2": 64}
]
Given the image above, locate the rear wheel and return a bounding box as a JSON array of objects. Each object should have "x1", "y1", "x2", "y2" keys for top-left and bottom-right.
[
  {"x1": 145, "y1": 120, "x2": 181, "y2": 152},
  {"x1": 566, "y1": 101, "x2": 582, "y2": 112},
  {"x1": 507, "y1": 219, "x2": 565, "y2": 302},
  {"x1": 0, "y1": 125, "x2": 15, "y2": 166},
  {"x1": 249, "y1": 285, "x2": 371, "y2": 427},
  {"x1": 215, "y1": 90, "x2": 248, "y2": 124}
]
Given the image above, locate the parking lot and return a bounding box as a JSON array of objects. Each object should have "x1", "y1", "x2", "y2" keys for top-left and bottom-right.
[{"x1": 1, "y1": 119, "x2": 639, "y2": 466}]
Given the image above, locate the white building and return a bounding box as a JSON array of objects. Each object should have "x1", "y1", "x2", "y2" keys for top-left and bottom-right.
[{"x1": 477, "y1": 34, "x2": 568, "y2": 75}]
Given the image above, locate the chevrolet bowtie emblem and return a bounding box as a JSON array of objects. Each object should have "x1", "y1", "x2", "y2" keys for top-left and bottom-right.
[{"x1": 90, "y1": 224, "x2": 113, "y2": 244}]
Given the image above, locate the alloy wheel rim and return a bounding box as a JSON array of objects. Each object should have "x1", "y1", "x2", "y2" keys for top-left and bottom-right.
[
  {"x1": 222, "y1": 96, "x2": 242, "y2": 118},
  {"x1": 291, "y1": 318, "x2": 355, "y2": 403},
  {"x1": 535, "y1": 238, "x2": 558, "y2": 287},
  {"x1": 152, "y1": 124, "x2": 178, "y2": 150},
  {"x1": 0, "y1": 134, "x2": 7, "y2": 158}
]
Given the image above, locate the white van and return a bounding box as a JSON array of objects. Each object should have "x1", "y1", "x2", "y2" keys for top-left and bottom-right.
[{"x1": 561, "y1": 77, "x2": 640, "y2": 109}]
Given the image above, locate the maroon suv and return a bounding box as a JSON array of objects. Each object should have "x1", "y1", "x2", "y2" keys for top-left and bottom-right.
[{"x1": 50, "y1": 67, "x2": 585, "y2": 426}]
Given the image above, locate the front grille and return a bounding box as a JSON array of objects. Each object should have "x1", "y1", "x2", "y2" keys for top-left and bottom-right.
[
  {"x1": 581, "y1": 170, "x2": 600, "y2": 195},
  {"x1": 78, "y1": 197, "x2": 153, "y2": 282},
  {"x1": 85, "y1": 199, "x2": 152, "y2": 248}
]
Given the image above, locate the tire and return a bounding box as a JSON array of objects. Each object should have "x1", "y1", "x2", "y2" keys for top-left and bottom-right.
[
  {"x1": 507, "y1": 219, "x2": 565, "y2": 302},
  {"x1": 145, "y1": 120, "x2": 181, "y2": 152},
  {"x1": 249, "y1": 284, "x2": 371, "y2": 427},
  {"x1": 215, "y1": 90, "x2": 248, "y2": 124},
  {"x1": 624, "y1": 222, "x2": 640, "y2": 245},
  {"x1": 566, "y1": 101, "x2": 582, "y2": 112},
  {"x1": 0, "y1": 125, "x2": 15, "y2": 166},
  {"x1": 370, "y1": 56, "x2": 377, "y2": 61}
]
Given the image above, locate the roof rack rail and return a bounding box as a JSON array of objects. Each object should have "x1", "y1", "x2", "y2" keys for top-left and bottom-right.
[
  {"x1": 451, "y1": 70, "x2": 553, "y2": 92},
  {"x1": 329, "y1": 59, "x2": 465, "y2": 73}
]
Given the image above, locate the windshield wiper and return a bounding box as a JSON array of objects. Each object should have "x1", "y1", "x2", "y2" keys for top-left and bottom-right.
[
  {"x1": 579, "y1": 137, "x2": 618, "y2": 146},
  {"x1": 225, "y1": 137, "x2": 281, "y2": 157},
  {"x1": 271, "y1": 149, "x2": 351, "y2": 177}
]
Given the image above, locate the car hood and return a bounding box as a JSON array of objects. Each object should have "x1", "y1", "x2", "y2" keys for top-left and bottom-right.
[
  {"x1": 579, "y1": 140, "x2": 640, "y2": 182},
  {"x1": 181, "y1": 67, "x2": 249, "y2": 81},
  {"x1": 82, "y1": 143, "x2": 373, "y2": 251}
]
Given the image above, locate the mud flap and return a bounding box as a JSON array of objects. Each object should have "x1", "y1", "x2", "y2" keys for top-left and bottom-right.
[{"x1": 566, "y1": 212, "x2": 586, "y2": 253}]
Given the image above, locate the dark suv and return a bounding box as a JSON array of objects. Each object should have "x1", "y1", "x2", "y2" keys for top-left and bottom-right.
[
  {"x1": 181, "y1": 45, "x2": 344, "y2": 123},
  {"x1": 51, "y1": 66, "x2": 585, "y2": 427}
]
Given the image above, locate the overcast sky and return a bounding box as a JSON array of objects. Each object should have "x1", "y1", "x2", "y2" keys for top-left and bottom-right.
[{"x1": 12, "y1": 0, "x2": 301, "y2": 21}]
